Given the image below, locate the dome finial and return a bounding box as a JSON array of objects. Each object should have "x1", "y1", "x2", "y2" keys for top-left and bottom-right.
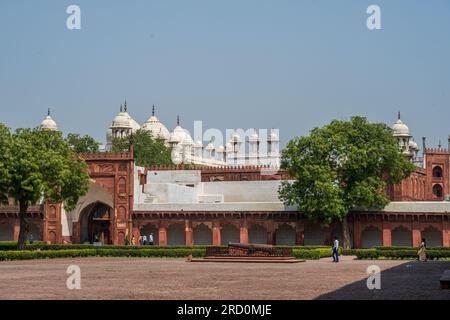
[
  {"x1": 177, "y1": 115, "x2": 180, "y2": 126},
  {"x1": 47, "y1": 108, "x2": 51, "y2": 116},
  {"x1": 398, "y1": 110, "x2": 401, "y2": 120},
  {"x1": 124, "y1": 100, "x2": 128, "y2": 112},
  {"x1": 152, "y1": 104, "x2": 155, "y2": 116},
  {"x1": 120, "y1": 104, "x2": 123, "y2": 112}
]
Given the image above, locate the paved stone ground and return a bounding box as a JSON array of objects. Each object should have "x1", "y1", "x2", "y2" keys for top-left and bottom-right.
[{"x1": 0, "y1": 256, "x2": 449, "y2": 300}]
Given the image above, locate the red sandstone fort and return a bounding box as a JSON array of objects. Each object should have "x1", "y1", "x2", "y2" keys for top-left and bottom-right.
[{"x1": 0, "y1": 111, "x2": 449, "y2": 248}]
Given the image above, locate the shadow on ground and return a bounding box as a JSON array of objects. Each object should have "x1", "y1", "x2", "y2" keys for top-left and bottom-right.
[{"x1": 316, "y1": 260, "x2": 450, "y2": 300}]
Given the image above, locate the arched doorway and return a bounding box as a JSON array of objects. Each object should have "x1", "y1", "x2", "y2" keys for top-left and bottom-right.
[
  {"x1": 248, "y1": 224, "x2": 267, "y2": 244},
  {"x1": 0, "y1": 223, "x2": 14, "y2": 241},
  {"x1": 361, "y1": 226, "x2": 382, "y2": 248},
  {"x1": 28, "y1": 223, "x2": 42, "y2": 241},
  {"x1": 304, "y1": 223, "x2": 325, "y2": 245},
  {"x1": 422, "y1": 227, "x2": 442, "y2": 247},
  {"x1": 80, "y1": 202, "x2": 113, "y2": 244},
  {"x1": 140, "y1": 224, "x2": 159, "y2": 245},
  {"x1": 221, "y1": 224, "x2": 239, "y2": 245},
  {"x1": 193, "y1": 224, "x2": 212, "y2": 245},
  {"x1": 392, "y1": 226, "x2": 412, "y2": 247},
  {"x1": 167, "y1": 223, "x2": 185, "y2": 245},
  {"x1": 275, "y1": 224, "x2": 296, "y2": 245}
]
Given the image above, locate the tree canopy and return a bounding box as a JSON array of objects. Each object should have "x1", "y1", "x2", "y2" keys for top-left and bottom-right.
[
  {"x1": 112, "y1": 129, "x2": 174, "y2": 167},
  {"x1": 65, "y1": 133, "x2": 100, "y2": 154},
  {"x1": 279, "y1": 116, "x2": 415, "y2": 247},
  {"x1": 0, "y1": 125, "x2": 90, "y2": 249}
]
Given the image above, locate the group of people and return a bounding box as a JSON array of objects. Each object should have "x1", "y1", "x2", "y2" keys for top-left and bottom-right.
[
  {"x1": 330, "y1": 237, "x2": 428, "y2": 263},
  {"x1": 139, "y1": 233, "x2": 155, "y2": 246},
  {"x1": 124, "y1": 234, "x2": 155, "y2": 246}
]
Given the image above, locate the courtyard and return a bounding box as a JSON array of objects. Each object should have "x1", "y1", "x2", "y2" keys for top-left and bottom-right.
[{"x1": 0, "y1": 257, "x2": 449, "y2": 300}]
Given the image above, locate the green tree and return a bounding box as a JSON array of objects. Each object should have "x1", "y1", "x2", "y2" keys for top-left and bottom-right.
[
  {"x1": 279, "y1": 116, "x2": 415, "y2": 248},
  {"x1": 66, "y1": 133, "x2": 100, "y2": 154},
  {"x1": 0, "y1": 126, "x2": 90, "y2": 249},
  {"x1": 112, "y1": 129, "x2": 174, "y2": 167}
]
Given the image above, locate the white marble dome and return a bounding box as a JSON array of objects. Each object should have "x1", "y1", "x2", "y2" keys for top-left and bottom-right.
[
  {"x1": 249, "y1": 131, "x2": 259, "y2": 142},
  {"x1": 40, "y1": 109, "x2": 58, "y2": 131},
  {"x1": 230, "y1": 132, "x2": 241, "y2": 142},
  {"x1": 112, "y1": 111, "x2": 132, "y2": 128},
  {"x1": 111, "y1": 105, "x2": 141, "y2": 131},
  {"x1": 169, "y1": 117, "x2": 193, "y2": 145},
  {"x1": 268, "y1": 132, "x2": 279, "y2": 142},
  {"x1": 409, "y1": 139, "x2": 419, "y2": 151},
  {"x1": 142, "y1": 106, "x2": 171, "y2": 140},
  {"x1": 392, "y1": 113, "x2": 410, "y2": 137},
  {"x1": 216, "y1": 145, "x2": 225, "y2": 153}
]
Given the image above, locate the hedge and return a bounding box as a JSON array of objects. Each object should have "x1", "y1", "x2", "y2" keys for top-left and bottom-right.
[
  {"x1": 0, "y1": 248, "x2": 207, "y2": 261},
  {"x1": 293, "y1": 248, "x2": 332, "y2": 260},
  {"x1": 374, "y1": 246, "x2": 450, "y2": 251},
  {"x1": 0, "y1": 247, "x2": 334, "y2": 261},
  {"x1": 351, "y1": 249, "x2": 450, "y2": 260}
]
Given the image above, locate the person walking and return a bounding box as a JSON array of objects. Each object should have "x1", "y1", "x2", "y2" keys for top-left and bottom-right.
[
  {"x1": 142, "y1": 235, "x2": 147, "y2": 246},
  {"x1": 418, "y1": 238, "x2": 427, "y2": 262},
  {"x1": 332, "y1": 236, "x2": 340, "y2": 263},
  {"x1": 148, "y1": 233, "x2": 154, "y2": 246},
  {"x1": 131, "y1": 235, "x2": 136, "y2": 246}
]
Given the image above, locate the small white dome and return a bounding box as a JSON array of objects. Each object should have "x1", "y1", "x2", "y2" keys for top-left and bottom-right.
[
  {"x1": 141, "y1": 106, "x2": 171, "y2": 140},
  {"x1": 409, "y1": 139, "x2": 418, "y2": 150},
  {"x1": 216, "y1": 145, "x2": 225, "y2": 153},
  {"x1": 249, "y1": 131, "x2": 259, "y2": 142},
  {"x1": 268, "y1": 132, "x2": 279, "y2": 142},
  {"x1": 392, "y1": 113, "x2": 410, "y2": 137},
  {"x1": 230, "y1": 133, "x2": 241, "y2": 142},
  {"x1": 112, "y1": 111, "x2": 132, "y2": 128},
  {"x1": 169, "y1": 117, "x2": 193, "y2": 145},
  {"x1": 40, "y1": 110, "x2": 58, "y2": 131}
]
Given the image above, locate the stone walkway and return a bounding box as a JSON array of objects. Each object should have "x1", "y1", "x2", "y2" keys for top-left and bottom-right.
[{"x1": 0, "y1": 257, "x2": 449, "y2": 299}]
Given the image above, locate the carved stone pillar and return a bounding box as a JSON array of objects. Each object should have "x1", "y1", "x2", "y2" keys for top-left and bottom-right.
[
  {"x1": 185, "y1": 220, "x2": 193, "y2": 246},
  {"x1": 412, "y1": 220, "x2": 422, "y2": 247},
  {"x1": 382, "y1": 221, "x2": 392, "y2": 247},
  {"x1": 159, "y1": 227, "x2": 167, "y2": 246},
  {"x1": 212, "y1": 221, "x2": 221, "y2": 246},
  {"x1": 240, "y1": 220, "x2": 248, "y2": 244}
]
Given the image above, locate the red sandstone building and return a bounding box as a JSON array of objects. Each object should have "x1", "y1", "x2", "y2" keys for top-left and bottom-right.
[{"x1": 0, "y1": 114, "x2": 449, "y2": 248}]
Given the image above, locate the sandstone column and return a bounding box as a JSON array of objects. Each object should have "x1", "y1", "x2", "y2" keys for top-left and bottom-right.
[
  {"x1": 185, "y1": 220, "x2": 193, "y2": 246},
  {"x1": 382, "y1": 221, "x2": 392, "y2": 247},
  {"x1": 412, "y1": 220, "x2": 422, "y2": 247},
  {"x1": 158, "y1": 226, "x2": 167, "y2": 246},
  {"x1": 240, "y1": 221, "x2": 248, "y2": 244},
  {"x1": 212, "y1": 221, "x2": 221, "y2": 246}
]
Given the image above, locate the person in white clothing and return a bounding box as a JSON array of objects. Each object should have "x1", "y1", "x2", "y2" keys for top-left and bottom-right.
[{"x1": 332, "y1": 237, "x2": 340, "y2": 263}]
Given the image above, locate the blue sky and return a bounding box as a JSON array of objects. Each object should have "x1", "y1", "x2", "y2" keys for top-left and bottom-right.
[{"x1": 0, "y1": 0, "x2": 449, "y2": 147}]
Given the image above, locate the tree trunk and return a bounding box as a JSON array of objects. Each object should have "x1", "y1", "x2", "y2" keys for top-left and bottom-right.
[
  {"x1": 342, "y1": 215, "x2": 351, "y2": 249},
  {"x1": 17, "y1": 201, "x2": 29, "y2": 250}
]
